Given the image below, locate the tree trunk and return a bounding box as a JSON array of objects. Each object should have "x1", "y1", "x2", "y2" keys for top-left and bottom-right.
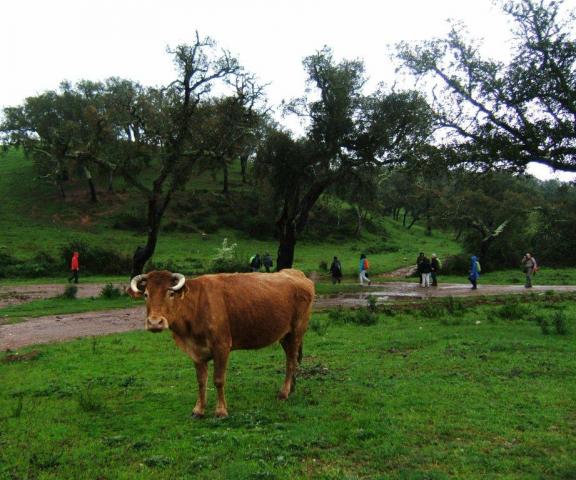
[
  {"x1": 240, "y1": 154, "x2": 248, "y2": 183},
  {"x1": 402, "y1": 209, "x2": 408, "y2": 227},
  {"x1": 83, "y1": 167, "x2": 98, "y2": 203},
  {"x1": 107, "y1": 170, "x2": 114, "y2": 193},
  {"x1": 222, "y1": 162, "x2": 229, "y2": 194},
  {"x1": 130, "y1": 193, "x2": 167, "y2": 277},
  {"x1": 57, "y1": 181, "x2": 66, "y2": 199},
  {"x1": 407, "y1": 216, "x2": 418, "y2": 229},
  {"x1": 276, "y1": 223, "x2": 297, "y2": 271},
  {"x1": 354, "y1": 205, "x2": 363, "y2": 237}
]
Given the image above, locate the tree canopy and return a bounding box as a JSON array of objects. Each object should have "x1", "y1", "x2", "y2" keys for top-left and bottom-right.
[{"x1": 398, "y1": 0, "x2": 576, "y2": 172}]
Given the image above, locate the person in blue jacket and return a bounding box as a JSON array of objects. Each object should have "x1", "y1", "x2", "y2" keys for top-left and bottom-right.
[{"x1": 469, "y1": 255, "x2": 481, "y2": 289}]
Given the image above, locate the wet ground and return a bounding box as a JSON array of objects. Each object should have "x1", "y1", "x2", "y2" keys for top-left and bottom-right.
[{"x1": 1, "y1": 281, "x2": 575, "y2": 351}]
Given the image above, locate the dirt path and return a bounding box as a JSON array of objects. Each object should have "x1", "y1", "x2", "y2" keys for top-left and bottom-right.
[
  {"x1": 0, "y1": 283, "x2": 123, "y2": 307},
  {"x1": 1, "y1": 281, "x2": 575, "y2": 351}
]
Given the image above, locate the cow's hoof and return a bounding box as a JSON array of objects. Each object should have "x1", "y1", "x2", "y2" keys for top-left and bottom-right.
[
  {"x1": 277, "y1": 391, "x2": 288, "y2": 400},
  {"x1": 191, "y1": 412, "x2": 205, "y2": 419},
  {"x1": 215, "y1": 411, "x2": 228, "y2": 419}
]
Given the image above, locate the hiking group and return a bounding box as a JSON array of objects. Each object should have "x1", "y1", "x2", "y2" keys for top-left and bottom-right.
[{"x1": 416, "y1": 253, "x2": 442, "y2": 288}]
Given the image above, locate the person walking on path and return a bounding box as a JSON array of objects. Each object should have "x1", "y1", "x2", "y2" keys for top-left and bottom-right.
[
  {"x1": 359, "y1": 253, "x2": 371, "y2": 286},
  {"x1": 521, "y1": 253, "x2": 538, "y2": 288},
  {"x1": 416, "y1": 252, "x2": 425, "y2": 284},
  {"x1": 68, "y1": 251, "x2": 80, "y2": 284},
  {"x1": 468, "y1": 255, "x2": 481, "y2": 290},
  {"x1": 329, "y1": 256, "x2": 343, "y2": 284},
  {"x1": 420, "y1": 255, "x2": 432, "y2": 287},
  {"x1": 262, "y1": 252, "x2": 273, "y2": 273},
  {"x1": 430, "y1": 253, "x2": 441, "y2": 286},
  {"x1": 250, "y1": 253, "x2": 261, "y2": 272}
]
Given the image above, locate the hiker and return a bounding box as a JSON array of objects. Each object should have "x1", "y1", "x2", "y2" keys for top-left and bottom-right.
[
  {"x1": 521, "y1": 253, "x2": 538, "y2": 288},
  {"x1": 262, "y1": 252, "x2": 273, "y2": 273},
  {"x1": 420, "y1": 255, "x2": 432, "y2": 287},
  {"x1": 359, "y1": 253, "x2": 371, "y2": 286},
  {"x1": 416, "y1": 252, "x2": 425, "y2": 284},
  {"x1": 68, "y1": 251, "x2": 80, "y2": 284},
  {"x1": 329, "y1": 256, "x2": 343, "y2": 284},
  {"x1": 469, "y1": 255, "x2": 481, "y2": 290},
  {"x1": 431, "y1": 253, "x2": 441, "y2": 286},
  {"x1": 249, "y1": 253, "x2": 261, "y2": 272}
]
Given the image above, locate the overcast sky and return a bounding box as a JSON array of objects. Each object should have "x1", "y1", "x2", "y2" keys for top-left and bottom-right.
[{"x1": 1, "y1": 0, "x2": 574, "y2": 181}]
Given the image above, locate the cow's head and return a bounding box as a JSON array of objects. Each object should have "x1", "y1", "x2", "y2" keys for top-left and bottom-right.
[{"x1": 128, "y1": 270, "x2": 186, "y2": 332}]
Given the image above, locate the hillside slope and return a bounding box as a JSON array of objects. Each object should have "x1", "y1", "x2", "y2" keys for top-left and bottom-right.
[{"x1": 0, "y1": 149, "x2": 462, "y2": 276}]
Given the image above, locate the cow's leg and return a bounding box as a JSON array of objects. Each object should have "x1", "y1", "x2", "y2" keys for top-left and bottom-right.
[
  {"x1": 192, "y1": 361, "x2": 208, "y2": 418},
  {"x1": 279, "y1": 333, "x2": 300, "y2": 400},
  {"x1": 212, "y1": 350, "x2": 230, "y2": 418}
]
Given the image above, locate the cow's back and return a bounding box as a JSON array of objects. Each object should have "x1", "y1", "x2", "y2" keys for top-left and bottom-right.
[{"x1": 194, "y1": 269, "x2": 314, "y2": 350}]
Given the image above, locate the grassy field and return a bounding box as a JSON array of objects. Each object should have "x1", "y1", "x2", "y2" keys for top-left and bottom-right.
[
  {"x1": 0, "y1": 149, "x2": 461, "y2": 277},
  {"x1": 0, "y1": 295, "x2": 136, "y2": 325},
  {"x1": 1, "y1": 301, "x2": 574, "y2": 479}
]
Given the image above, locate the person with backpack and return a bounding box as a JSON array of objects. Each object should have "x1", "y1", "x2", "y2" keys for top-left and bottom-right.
[
  {"x1": 521, "y1": 253, "x2": 538, "y2": 288},
  {"x1": 430, "y1": 253, "x2": 441, "y2": 286},
  {"x1": 469, "y1": 255, "x2": 481, "y2": 290},
  {"x1": 359, "y1": 253, "x2": 371, "y2": 286},
  {"x1": 262, "y1": 252, "x2": 273, "y2": 273},
  {"x1": 329, "y1": 256, "x2": 343, "y2": 284},
  {"x1": 250, "y1": 253, "x2": 261, "y2": 272}
]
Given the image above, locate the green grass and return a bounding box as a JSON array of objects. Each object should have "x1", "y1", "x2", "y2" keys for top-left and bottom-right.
[
  {"x1": 1, "y1": 303, "x2": 574, "y2": 479},
  {"x1": 0, "y1": 149, "x2": 462, "y2": 277},
  {"x1": 0, "y1": 296, "x2": 136, "y2": 325}
]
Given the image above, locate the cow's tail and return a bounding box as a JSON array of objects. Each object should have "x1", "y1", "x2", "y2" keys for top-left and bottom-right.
[{"x1": 298, "y1": 344, "x2": 303, "y2": 364}]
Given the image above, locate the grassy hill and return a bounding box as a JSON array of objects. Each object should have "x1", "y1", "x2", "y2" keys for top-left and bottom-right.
[{"x1": 0, "y1": 149, "x2": 461, "y2": 279}]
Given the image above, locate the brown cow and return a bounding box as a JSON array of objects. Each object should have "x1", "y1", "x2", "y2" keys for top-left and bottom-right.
[{"x1": 128, "y1": 269, "x2": 314, "y2": 418}]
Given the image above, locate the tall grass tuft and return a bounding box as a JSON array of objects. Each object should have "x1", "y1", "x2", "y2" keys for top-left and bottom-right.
[
  {"x1": 77, "y1": 382, "x2": 104, "y2": 412},
  {"x1": 553, "y1": 311, "x2": 569, "y2": 335}
]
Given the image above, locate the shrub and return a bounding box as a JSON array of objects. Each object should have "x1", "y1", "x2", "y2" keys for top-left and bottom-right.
[
  {"x1": 309, "y1": 317, "x2": 330, "y2": 336},
  {"x1": 444, "y1": 296, "x2": 465, "y2": 316},
  {"x1": 112, "y1": 213, "x2": 147, "y2": 232},
  {"x1": 540, "y1": 319, "x2": 550, "y2": 335},
  {"x1": 327, "y1": 307, "x2": 351, "y2": 324},
  {"x1": 100, "y1": 284, "x2": 122, "y2": 299},
  {"x1": 0, "y1": 250, "x2": 60, "y2": 278},
  {"x1": 62, "y1": 285, "x2": 78, "y2": 299},
  {"x1": 553, "y1": 311, "x2": 569, "y2": 335},
  {"x1": 352, "y1": 309, "x2": 378, "y2": 326},
  {"x1": 497, "y1": 301, "x2": 530, "y2": 320},
  {"x1": 441, "y1": 254, "x2": 471, "y2": 275},
  {"x1": 366, "y1": 295, "x2": 378, "y2": 313},
  {"x1": 61, "y1": 240, "x2": 132, "y2": 275},
  {"x1": 318, "y1": 260, "x2": 328, "y2": 272},
  {"x1": 209, "y1": 238, "x2": 250, "y2": 273},
  {"x1": 419, "y1": 303, "x2": 446, "y2": 319}
]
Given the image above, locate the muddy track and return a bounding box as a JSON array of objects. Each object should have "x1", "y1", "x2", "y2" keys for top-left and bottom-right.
[{"x1": 1, "y1": 282, "x2": 575, "y2": 351}]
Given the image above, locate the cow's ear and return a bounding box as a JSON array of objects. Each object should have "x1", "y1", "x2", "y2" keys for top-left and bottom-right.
[{"x1": 126, "y1": 287, "x2": 143, "y2": 299}]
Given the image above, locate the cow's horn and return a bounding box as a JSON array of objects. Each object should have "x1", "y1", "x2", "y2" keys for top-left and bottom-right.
[
  {"x1": 130, "y1": 274, "x2": 148, "y2": 293},
  {"x1": 170, "y1": 273, "x2": 186, "y2": 291}
]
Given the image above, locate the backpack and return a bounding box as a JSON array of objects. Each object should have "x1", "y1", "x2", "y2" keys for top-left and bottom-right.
[
  {"x1": 476, "y1": 261, "x2": 481, "y2": 273},
  {"x1": 364, "y1": 259, "x2": 370, "y2": 270}
]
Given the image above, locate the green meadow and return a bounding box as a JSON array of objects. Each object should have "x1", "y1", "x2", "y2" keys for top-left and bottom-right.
[{"x1": 1, "y1": 300, "x2": 574, "y2": 479}]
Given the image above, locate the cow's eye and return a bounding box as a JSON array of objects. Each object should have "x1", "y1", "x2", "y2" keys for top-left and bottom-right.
[
  {"x1": 144, "y1": 292, "x2": 148, "y2": 299},
  {"x1": 169, "y1": 290, "x2": 175, "y2": 297}
]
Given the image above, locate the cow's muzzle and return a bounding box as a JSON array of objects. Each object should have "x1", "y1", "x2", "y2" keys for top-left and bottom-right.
[{"x1": 146, "y1": 316, "x2": 168, "y2": 332}]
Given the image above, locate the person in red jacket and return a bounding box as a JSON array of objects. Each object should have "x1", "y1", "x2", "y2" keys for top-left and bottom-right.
[{"x1": 68, "y1": 251, "x2": 80, "y2": 283}]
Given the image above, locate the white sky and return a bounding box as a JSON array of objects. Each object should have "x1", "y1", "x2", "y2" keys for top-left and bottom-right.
[{"x1": 1, "y1": 0, "x2": 575, "y2": 181}]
